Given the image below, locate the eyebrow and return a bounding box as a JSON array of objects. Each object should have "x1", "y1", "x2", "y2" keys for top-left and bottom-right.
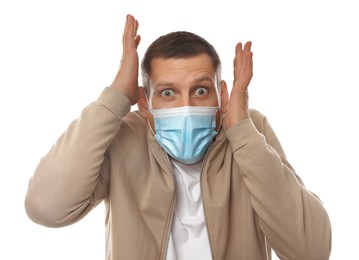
[{"x1": 153, "y1": 75, "x2": 215, "y2": 88}]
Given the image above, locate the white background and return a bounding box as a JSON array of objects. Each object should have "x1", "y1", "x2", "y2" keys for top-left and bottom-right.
[{"x1": 1, "y1": 0, "x2": 358, "y2": 259}]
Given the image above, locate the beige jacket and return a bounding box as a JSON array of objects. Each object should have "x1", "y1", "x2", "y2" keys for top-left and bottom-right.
[{"x1": 25, "y1": 87, "x2": 331, "y2": 260}]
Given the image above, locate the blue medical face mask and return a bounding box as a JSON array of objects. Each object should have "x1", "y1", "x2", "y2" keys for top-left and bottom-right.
[{"x1": 151, "y1": 106, "x2": 218, "y2": 164}]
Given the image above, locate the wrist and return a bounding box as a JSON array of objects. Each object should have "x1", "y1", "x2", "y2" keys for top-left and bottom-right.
[{"x1": 223, "y1": 110, "x2": 250, "y2": 131}]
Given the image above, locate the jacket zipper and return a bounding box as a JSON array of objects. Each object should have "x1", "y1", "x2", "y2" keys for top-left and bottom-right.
[
  {"x1": 161, "y1": 141, "x2": 216, "y2": 259},
  {"x1": 200, "y1": 143, "x2": 216, "y2": 260},
  {"x1": 161, "y1": 153, "x2": 177, "y2": 260}
]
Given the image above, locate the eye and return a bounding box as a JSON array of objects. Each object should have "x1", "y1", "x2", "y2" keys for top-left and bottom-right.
[
  {"x1": 160, "y1": 89, "x2": 175, "y2": 97},
  {"x1": 194, "y1": 87, "x2": 209, "y2": 96}
]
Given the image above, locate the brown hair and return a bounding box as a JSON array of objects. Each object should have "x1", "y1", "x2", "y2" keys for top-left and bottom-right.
[{"x1": 141, "y1": 31, "x2": 221, "y2": 95}]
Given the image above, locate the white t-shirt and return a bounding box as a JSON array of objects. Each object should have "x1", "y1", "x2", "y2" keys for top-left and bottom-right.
[{"x1": 165, "y1": 159, "x2": 213, "y2": 260}]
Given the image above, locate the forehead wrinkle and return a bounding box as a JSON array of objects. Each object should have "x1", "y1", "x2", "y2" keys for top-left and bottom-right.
[
  {"x1": 152, "y1": 80, "x2": 175, "y2": 89},
  {"x1": 153, "y1": 74, "x2": 214, "y2": 87},
  {"x1": 190, "y1": 74, "x2": 215, "y2": 84}
]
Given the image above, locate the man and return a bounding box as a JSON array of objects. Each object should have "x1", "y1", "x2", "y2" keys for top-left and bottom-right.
[{"x1": 25, "y1": 14, "x2": 331, "y2": 259}]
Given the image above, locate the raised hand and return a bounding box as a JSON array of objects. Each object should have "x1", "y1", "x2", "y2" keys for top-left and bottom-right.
[
  {"x1": 110, "y1": 14, "x2": 141, "y2": 105},
  {"x1": 222, "y1": 41, "x2": 253, "y2": 130}
]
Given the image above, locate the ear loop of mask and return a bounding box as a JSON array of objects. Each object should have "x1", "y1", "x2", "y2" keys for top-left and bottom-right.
[
  {"x1": 144, "y1": 84, "x2": 155, "y2": 113},
  {"x1": 214, "y1": 77, "x2": 224, "y2": 132},
  {"x1": 144, "y1": 87, "x2": 156, "y2": 136},
  {"x1": 214, "y1": 75, "x2": 221, "y2": 109}
]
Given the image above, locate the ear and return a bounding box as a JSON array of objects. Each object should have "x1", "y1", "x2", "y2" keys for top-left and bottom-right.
[
  {"x1": 137, "y1": 87, "x2": 151, "y2": 119},
  {"x1": 220, "y1": 80, "x2": 229, "y2": 115}
]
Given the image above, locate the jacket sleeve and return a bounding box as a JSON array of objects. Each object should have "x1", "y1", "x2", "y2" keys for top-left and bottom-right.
[
  {"x1": 225, "y1": 109, "x2": 331, "y2": 260},
  {"x1": 24, "y1": 87, "x2": 131, "y2": 227}
]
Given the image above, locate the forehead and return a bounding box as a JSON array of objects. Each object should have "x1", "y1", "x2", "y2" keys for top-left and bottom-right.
[{"x1": 150, "y1": 54, "x2": 216, "y2": 85}]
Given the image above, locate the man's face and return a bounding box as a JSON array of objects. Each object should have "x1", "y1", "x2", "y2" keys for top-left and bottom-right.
[{"x1": 143, "y1": 54, "x2": 223, "y2": 130}]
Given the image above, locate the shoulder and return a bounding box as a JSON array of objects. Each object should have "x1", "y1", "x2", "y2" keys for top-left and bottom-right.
[
  {"x1": 109, "y1": 110, "x2": 148, "y2": 155},
  {"x1": 121, "y1": 110, "x2": 147, "y2": 135}
]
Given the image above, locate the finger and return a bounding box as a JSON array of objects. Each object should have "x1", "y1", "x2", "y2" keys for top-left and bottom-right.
[
  {"x1": 133, "y1": 18, "x2": 139, "y2": 38},
  {"x1": 243, "y1": 41, "x2": 252, "y2": 55},
  {"x1": 247, "y1": 51, "x2": 253, "y2": 71},
  {"x1": 135, "y1": 35, "x2": 141, "y2": 48},
  {"x1": 220, "y1": 80, "x2": 229, "y2": 115},
  {"x1": 236, "y1": 42, "x2": 243, "y2": 57},
  {"x1": 134, "y1": 18, "x2": 141, "y2": 48},
  {"x1": 123, "y1": 14, "x2": 136, "y2": 49},
  {"x1": 236, "y1": 51, "x2": 253, "y2": 93},
  {"x1": 233, "y1": 42, "x2": 243, "y2": 79},
  {"x1": 234, "y1": 42, "x2": 243, "y2": 67},
  {"x1": 122, "y1": 14, "x2": 131, "y2": 45},
  {"x1": 240, "y1": 41, "x2": 251, "y2": 73},
  {"x1": 244, "y1": 49, "x2": 253, "y2": 78}
]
